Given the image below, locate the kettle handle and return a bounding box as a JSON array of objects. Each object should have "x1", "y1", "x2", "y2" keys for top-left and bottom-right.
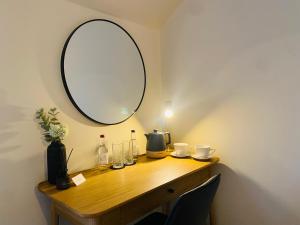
[{"x1": 165, "y1": 132, "x2": 171, "y2": 146}]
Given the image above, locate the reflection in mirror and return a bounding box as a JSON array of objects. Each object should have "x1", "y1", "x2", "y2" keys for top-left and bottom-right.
[{"x1": 61, "y1": 19, "x2": 146, "y2": 125}]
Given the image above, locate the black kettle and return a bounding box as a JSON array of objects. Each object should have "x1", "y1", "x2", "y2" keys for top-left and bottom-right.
[{"x1": 145, "y1": 130, "x2": 171, "y2": 158}]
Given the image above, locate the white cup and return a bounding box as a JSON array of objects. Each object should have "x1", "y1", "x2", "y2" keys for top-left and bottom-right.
[
  {"x1": 195, "y1": 145, "x2": 215, "y2": 157},
  {"x1": 174, "y1": 143, "x2": 189, "y2": 156}
]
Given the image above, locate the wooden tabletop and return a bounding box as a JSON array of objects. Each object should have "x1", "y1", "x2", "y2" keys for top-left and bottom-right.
[{"x1": 38, "y1": 155, "x2": 219, "y2": 218}]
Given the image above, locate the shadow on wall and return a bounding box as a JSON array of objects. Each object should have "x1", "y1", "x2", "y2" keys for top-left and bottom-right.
[
  {"x1": 0, "y1": 91, "x2": 51, "y2": 225},
  {"x1": 35, "y1": 19, "x2": 148, "y2": 129},
  {"x1": 33, "y1": 12, "x2": 102, "y2": 127},
  {"x1": 213, "y1": 164, "x2": 298, "y2": 225},
  {"x1": 0, "y1": 154, "x2": 47, "y2": 225},
  {"x1": 35, "y1": 189, "x2": 51, "y2": 225},
  {"x1": 0, "y1": 90, "x2": 25, "y2": 153}
]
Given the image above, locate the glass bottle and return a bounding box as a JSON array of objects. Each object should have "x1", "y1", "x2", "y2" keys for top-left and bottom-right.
[
  {"x1": 130, "y1": 130, "x2": 138, "y2": 161},
  {"x1": 98, "y1": 134, "x2": 109, "y2": 167}
]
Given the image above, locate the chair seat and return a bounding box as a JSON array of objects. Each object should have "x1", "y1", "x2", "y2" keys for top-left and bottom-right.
[{"x1": 134, "y1": 212, "x2": 167, "y2": 225}]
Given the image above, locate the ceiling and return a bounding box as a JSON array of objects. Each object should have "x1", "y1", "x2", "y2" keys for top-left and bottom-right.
[{"x1": 69, "y1": 0, "x2": 182, "y2": 28}]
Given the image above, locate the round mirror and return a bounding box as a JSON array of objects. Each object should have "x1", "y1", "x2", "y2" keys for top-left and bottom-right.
[{"x1": 61, "y1": 19, "x2": 146, "y2": 125}]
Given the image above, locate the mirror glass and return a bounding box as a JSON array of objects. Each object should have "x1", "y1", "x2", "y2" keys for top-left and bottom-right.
[{"x1": 61, "y1": 19, "x2": 146, "y2": 125}]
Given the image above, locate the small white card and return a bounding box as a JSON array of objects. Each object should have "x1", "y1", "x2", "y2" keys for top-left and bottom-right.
[{"x1": 72, "y1": 173, "x2": 86, "y2": 186}]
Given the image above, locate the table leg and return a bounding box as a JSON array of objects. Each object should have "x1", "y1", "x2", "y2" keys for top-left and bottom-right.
[
  {"x1": 209, "y1": 207, "x2": 216, "y2": 225},
  {"x1": 51, "y1": 203, "x2": 59, "y2": 225},
  {"x1": 208, "y1": 168, "x2": 216, "y2": 225}
]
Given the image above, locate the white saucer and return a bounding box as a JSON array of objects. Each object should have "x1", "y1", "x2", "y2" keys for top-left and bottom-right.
[
  {"x1": 191, "y1": 154, "x2": 213, "y2": 160},
  {"x1": 170, "y1": 151, "x2": 190, "y2": 158}
]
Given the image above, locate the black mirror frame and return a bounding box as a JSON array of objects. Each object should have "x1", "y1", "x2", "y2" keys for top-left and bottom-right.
[{"x1": 60, "y1": 19, "x2": 146, "y2": 125}]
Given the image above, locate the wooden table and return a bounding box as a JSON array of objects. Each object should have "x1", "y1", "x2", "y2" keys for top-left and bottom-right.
[{"x1": 38, "y1": 155, "x2": 219, "y2": 225}]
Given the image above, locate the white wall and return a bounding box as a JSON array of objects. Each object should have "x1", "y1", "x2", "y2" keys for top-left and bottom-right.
[
  {"x1": 0, "y1": 0, "x2": 162, "y2": 225},
  {"x1": 3, "y1": 0, "x2": 300, "y2": 224},
  {"x1": 162, "y1": 0, "x2": 300, "y2": 224}
]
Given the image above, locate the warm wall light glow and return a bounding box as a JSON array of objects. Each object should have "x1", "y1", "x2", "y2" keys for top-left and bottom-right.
[
  {"x1": 164, "y1": 109, "x2": 174, "y2": 118},
  {"x1": 164, "y1": 100, "x2": 173, "y2": 118}
]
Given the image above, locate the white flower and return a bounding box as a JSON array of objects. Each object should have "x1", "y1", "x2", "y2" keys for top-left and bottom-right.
[{"x1": 48, "y1": 124, "x2": 66, "y2": 140}]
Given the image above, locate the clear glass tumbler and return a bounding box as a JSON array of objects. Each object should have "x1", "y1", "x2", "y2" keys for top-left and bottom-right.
[
  {"x1": 112, "y1": 142, "x2": 124, "y2": 169},
  {"x1": 124, "y1": 140, "x2": 134, "y2": 165}
]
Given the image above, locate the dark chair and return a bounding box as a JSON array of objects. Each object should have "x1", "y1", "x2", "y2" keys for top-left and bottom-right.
[{"x1": 134, "y1": 174, "x2": 221, "y2": 225}]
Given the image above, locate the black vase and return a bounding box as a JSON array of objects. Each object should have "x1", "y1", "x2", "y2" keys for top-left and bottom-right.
[{"x1": 47, "y1": 141, "x2": 68, "y2": 184}]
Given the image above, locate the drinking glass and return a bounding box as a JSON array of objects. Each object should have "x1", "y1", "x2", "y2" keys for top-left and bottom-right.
[
  {"x1": 112, "y1": 142, "x2": 124, "y2": 169},
  {"x1": 124, "y1": 141, "x2": 134, "y2": 165}
]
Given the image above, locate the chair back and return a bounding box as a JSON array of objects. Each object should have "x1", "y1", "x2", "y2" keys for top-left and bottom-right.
[{"x1": 164, "y1": 174, "x2": 221, "y2": 225}]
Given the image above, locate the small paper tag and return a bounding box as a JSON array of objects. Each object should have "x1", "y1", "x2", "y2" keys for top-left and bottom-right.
[{"x1": 72, "y1": 173, "x2": 86, "y2": 186}]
